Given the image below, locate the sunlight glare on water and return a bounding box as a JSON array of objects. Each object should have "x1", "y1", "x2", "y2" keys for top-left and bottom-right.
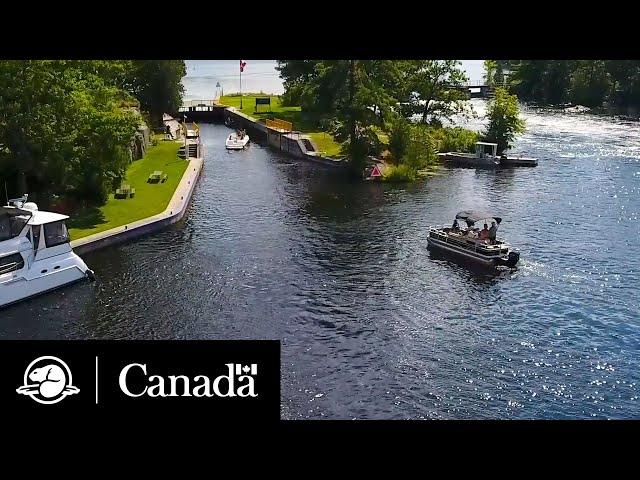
[{"x1": 1, "y1": 64, "x2": 639, "y2": 420}]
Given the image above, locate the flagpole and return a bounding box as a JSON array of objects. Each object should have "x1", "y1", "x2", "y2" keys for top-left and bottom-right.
[{"x1": 240, "y1": 60, "x2": 243, "y2": 110}]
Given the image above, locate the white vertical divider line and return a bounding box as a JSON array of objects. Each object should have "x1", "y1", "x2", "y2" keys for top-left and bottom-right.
[{"x1": 95, "y1": 356, "x2": 98, "y2": 404}]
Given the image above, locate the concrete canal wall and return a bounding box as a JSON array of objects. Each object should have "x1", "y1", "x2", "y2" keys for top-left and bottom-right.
[
  {"x1": 223, "y1": 108, "x2": 347, "y2": 169},
  {"x1": 70, "y1": 157, "x2": 203, "y2": 255},
  {"x1": 70, "y1": 103, "x2": 343, "y2": 255}
]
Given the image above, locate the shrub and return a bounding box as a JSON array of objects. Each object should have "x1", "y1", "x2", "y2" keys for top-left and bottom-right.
[
  {"x1": 404, "y1": 125, "x2": 438, "y2": 170},
  {"x1": 382, "y1": 164, "x2": 417, "y2": 182},
  {"x1": 483, "y1": 87, "x2": 525, "y2": 154},
  {"x1": 431, "y1": 127, "x2": 479, "y2": 153},
  {"x1": 387, "y1": 117, "x2": 411, "y2": 164}
]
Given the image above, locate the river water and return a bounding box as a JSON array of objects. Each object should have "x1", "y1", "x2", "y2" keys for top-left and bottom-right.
[{"x1": 1, "y1": 75, "x2": 639, "y2": 419}]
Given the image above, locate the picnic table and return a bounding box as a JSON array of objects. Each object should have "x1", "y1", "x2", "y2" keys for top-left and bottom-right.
[
  {"x1": 115, "y1": 184, "x2": 135, "y2": 199},
  {"x1": 148, "y1": 170, "x2": 168, "y2": 184},
  {"x1": 148, "y1": 171, "x2": 162, "y2": 183}
]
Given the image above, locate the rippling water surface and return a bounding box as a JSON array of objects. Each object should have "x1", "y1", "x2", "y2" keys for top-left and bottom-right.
[{"x1": 2, "y1": 99, "x2": 639, "y2": 419}]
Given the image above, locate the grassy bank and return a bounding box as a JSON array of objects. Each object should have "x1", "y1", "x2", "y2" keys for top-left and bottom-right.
[
  {"x1": 218, "y1": 94, "x2": 344, "y2": 158},
  {"x1": 68, "y1": 138, "x2": 188, "y2": 240}
]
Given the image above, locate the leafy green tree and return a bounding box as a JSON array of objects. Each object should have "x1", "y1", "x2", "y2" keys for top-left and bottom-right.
[
  {"x1": 483, "y1": 88, "x2": 525, "y2": 154},
  {"x1": 399, "y1": 60, "x2": 470, "y2": 125},
  {"x1": 404, "y1": 124, "x2": 437, "y2": 170},
  {"x1": 508, "y1": 60, "x2": 574, "y2": 104},
  {"x1": 502, "y1": 60, "x2": 640, "y2": 109},
  {"x1": 427, "y1": 126, "x2": 479, "y2": 153},
  {"x1": 605, "y1": 60, "x2": 640, "y2": 108},
  {"x1": 126, "y1": 60, "x2": 186, "y2": 126},
  {"x1": 0, "y1": 61, "x2": 139, "y2": 205},
  {"x1": 276, "y1": 60, "x2": 318, "y2": 106},
  {"x1": 329, "y1": 60, "x2": 390, "y2": 173},
  {"x1": 69, "y1": 60, "x2": 134, "y2": 92},
  {"x1": 387, "y1": 115, "x2": 411, "y2": 164},
  {"x1": 278, "y1": 60, "x2": 399, "y2": 174},
  {"x1": 484, "y1": 60, "x2": 499, "y2": 86},
  {"x1": 570, "y1": 60, "x2": 611, "y2": 107}
]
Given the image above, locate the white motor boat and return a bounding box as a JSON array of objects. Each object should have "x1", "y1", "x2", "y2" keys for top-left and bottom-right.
[
  {"x1": 0, "y1": 195, "x2": 95, "y2": 309},
  {"x1": 427, "y1": 210, "x2": 520, "y2": 269},
  {"x1": 225, "y1": 130, "x2": 250, "y2": 150}
]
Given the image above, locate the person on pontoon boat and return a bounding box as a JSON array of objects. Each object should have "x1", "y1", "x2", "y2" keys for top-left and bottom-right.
[
  {"x1": 478, "y1": 223, "x2": 490, "y2": 241},
  {"x1": 489, "y1": 221, "x2": 498, "y2": 244}
]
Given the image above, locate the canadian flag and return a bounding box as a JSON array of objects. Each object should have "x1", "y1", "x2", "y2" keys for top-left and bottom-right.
[{"x1": 240, "y1": 60, "x2": 247, "y2": 73}]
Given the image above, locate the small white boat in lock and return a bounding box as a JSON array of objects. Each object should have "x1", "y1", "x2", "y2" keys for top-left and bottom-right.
[
  {"x1": 225, "y1": 130, "x2": 250, "y2": 150},
  {"x1": 0, "y1": 195, "x2": 95, "y2": 309}
]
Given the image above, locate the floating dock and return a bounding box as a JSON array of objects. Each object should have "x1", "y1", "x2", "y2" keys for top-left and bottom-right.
[
  {"x1": 438, "y1": 141, "x2": 538, "y2": 169},
  {"x1": 500, "y1": 156, "x2": 538, "y2": 167},
  {"x1": 438, "y1": 152, "x2": 538, "y2": 168}
]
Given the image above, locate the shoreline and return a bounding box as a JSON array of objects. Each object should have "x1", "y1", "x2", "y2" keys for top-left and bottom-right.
[
  {"x1": 222, "y1": 106, "x2": 348, "y2": 169},
  {"x1": 70, "y1": 155, "x2": 203, "y2": 255}
]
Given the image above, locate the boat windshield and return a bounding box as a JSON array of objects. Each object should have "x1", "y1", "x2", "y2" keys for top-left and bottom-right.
[
  {"x1": 43, "y1": 220, "x2": 70, "y2": 248},
  {"x1": 0, "y1": 211, "x2": 30, "y2": 241}
]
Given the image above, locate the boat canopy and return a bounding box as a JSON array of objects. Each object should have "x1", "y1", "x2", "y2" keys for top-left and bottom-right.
[
  {"x1": 27, "y1": 210, "x2": 69, "y2": 226},
  {"x1": 1, "y1": 205, "x2": 35, "y2": 216},
  {"x1": 455, "y1": 210, "x2": 502, "y2": 225},
  {"x1": 0, "y1": 206, "x2": 32, "y2": 241}
]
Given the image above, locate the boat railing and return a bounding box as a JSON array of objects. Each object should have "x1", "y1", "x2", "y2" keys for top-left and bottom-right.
[
  {"x1": 429, "y1": 226, "x2": 508, "y2": 254},
  {"x1": 0, "y1": 261, "x2": 21, "y2": 275}
]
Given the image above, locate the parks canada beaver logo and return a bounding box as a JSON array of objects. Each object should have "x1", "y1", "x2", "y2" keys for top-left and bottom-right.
[{"x1": 16, "y1": 356, "x2": 80, "y2": 404}]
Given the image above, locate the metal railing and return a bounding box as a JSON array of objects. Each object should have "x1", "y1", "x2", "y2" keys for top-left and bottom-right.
[
  {"x1": 181, "y1": 99, "x2": 217, "y2": 107},
  {"x1": 266, "y1": 118, "x2": 293, "y2": 132},
  {"x1": 429, "y1": 226, "x2": 506, "y2": 254}
]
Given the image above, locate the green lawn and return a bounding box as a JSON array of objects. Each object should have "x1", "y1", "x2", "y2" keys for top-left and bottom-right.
[
  {"x1": 219, "y1": 94, "x2": 344, "y2": 158},
  {"x1": 308, "y1": 132, "x2": 343, "y2": 157},
  {"x1": 68, "y1": 139, "x2": 188, "y2": 240}
]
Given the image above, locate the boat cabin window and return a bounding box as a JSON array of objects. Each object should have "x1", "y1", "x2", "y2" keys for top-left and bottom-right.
[
  {"x1": 43, "y1": 221, "x2": 70, "y2": 248},
  {"x1": 0, "y1": 213, "x2": 29, "y2": 241},
  {"x1": 0, "y1": 252, "x2": 24, "y2": 275},
  {"x1": 475, "y1": 143, "x2": 498, "y2": 158},
  {"x1": 32, "y1": 225, "x2": 41, "y2": 251}
]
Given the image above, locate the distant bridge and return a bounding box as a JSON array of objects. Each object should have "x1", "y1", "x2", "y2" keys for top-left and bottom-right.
[
  {"x1": 454, "y1": 83, "x2": 495, "y2": 98},
  {"x1": 449, "y1": 81, "x2": 509, "y2": 98}
]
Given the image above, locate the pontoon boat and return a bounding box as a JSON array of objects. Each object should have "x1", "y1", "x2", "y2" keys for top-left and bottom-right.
[{"x1": 427, "y1": 210, "x2": 520, "y2": 269}]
